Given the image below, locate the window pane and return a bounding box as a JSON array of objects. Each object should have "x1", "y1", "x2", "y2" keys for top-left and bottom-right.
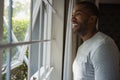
[
  {"x1": 2, "y1": 0, "x2": 30, "y2": 79},
  {"x1": 3, "y1": 0, "x2": 30, "y2": 60}
]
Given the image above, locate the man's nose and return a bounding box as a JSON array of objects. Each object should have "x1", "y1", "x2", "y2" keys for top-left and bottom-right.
[{"x1": 72, "y1": 15, "x2": 76, "y2": 23}]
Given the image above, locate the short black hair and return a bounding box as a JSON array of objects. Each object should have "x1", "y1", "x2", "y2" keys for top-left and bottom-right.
[{"x1": 74, "y1": 1, "x2": 99, "y2": 18}]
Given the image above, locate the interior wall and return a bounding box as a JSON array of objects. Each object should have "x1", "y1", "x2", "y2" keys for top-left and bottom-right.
[
  {"x1": 50, "y1": 0, "x2": 65, "y2": 80},
  {"x1": 99, "y1": 0, "x2": 120, "y2": 4},
  {"x1": 98, "y1": 4, "x2": 120, "y2": 50}
]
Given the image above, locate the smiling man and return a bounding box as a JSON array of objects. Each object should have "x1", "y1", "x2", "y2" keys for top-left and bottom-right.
[{"x1": 72, "y1": 1, "x2": 120, "y2": 80}]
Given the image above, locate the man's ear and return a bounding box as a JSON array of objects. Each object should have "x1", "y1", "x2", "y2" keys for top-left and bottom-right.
[{"x1": 88, "y1": 15, "x2": 97, "y2": 23}]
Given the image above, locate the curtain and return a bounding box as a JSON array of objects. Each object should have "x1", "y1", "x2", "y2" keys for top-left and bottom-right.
[{"x1": 63, "y1": 0, "x2": 73, "y2": 80}]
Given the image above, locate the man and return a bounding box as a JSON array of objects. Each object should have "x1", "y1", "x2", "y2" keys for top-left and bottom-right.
[{"x1": 72, "y1": 1, "x2": 120, "y2": 80}]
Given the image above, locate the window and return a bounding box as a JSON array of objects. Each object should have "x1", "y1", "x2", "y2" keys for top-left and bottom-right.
[
  {"x1": 29, "y1": 0, "x2": 53, "y2": 80},
  {"x1": 1, "y1": 0, "x2": 53, "y2": 80},
  {"x1": 2, "y1": 0, "x2": 30, "y2": 73},
  {"x1": 2, "y1": 0, "x2": 30, "y2": 79},
  {"x1": 0, "y1": 0, "x2": 65, "y2": 80}
]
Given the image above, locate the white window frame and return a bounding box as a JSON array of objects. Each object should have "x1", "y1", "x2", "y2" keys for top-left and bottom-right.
[
  {"x1": 1, "y1": 0, "x2": 53, "y2": 80},
  {"x1": 0, "y1": 0, "x2": 65, "y2": 80},
  {"x1": 29, "y1": 0, "x2": 54, "y2": 80},
  {"x1": 1, "y1": 0, "x2": 31, "y2": 75}
]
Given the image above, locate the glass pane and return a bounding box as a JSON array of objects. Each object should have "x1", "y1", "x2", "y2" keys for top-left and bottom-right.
[
  {"x1": 3, "y1": 0, "x2": 30, "y2": 61},
  {"x1": 2, "y1": 0, "x2": 30, "y2": 79},
  {"x1": 2, "y1": 47, "x2": 19, "y2": 65},
  {"x1": 2, "y1": 46, "x2": 28, "y2": 80},
  {"x1": 4, "y1": 0, "x2": 30, "y2": 42}
]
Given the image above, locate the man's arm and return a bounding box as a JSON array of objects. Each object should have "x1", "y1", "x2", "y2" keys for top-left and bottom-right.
[{"x1": 91, "y1": 42, "x2": 120, "y2": 80}]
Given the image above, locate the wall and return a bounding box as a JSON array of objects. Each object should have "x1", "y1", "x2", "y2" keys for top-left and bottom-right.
[
  {"x1": 50, "y1": 0, "x2": 65, "y2": 80},
  {"x1": 98, "y1": 4, "x2": 120, "y2": 50},
  {"x1": 99, "y1": 0, "x2": 120, "y2": 4}
]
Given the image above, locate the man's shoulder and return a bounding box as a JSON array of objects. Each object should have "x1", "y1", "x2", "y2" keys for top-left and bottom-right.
[
  {"x1": 93, "y1": 32, "x2": 114, "y2": 45},
  {"x1": 90, "y1": 32, "x2": 119, "y2": 53}
]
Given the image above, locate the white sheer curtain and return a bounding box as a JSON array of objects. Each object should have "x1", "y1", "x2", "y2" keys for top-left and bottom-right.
[{"x1": 63, "y1": 0, "x2": 73, "y2": 80}]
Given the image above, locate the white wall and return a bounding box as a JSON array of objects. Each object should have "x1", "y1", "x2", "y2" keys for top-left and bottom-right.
[{"x1": 50, "y1": 0, "x2": 65, "y2": 80}]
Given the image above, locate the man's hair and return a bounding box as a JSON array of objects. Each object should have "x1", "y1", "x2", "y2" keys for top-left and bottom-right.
[{"x1": 75, "y1": 1, "x2": 99, "y2": 18}]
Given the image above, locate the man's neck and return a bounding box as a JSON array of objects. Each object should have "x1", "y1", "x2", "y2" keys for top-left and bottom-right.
[{"x1": 80, "y1": 30, "x2": 98, "y2": 42}]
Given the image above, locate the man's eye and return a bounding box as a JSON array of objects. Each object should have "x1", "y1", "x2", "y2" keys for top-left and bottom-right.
[{"x1": 76, "y1": 13, "x2": 82, "y2": 16}]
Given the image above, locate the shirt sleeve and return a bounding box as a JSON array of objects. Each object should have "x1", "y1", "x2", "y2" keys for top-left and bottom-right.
[{"x1": 91, "y1": 42, "x2": 120, "y2": 80}]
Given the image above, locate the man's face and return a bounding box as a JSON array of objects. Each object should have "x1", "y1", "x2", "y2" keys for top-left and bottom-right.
[{"x1": 72, "y1": 4, "x2": 92, "y2": 35}]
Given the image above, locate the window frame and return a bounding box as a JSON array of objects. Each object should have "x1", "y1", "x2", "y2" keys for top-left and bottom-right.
[{"x1": 0, "y1": 0, "x2": 65, "y2": 80}]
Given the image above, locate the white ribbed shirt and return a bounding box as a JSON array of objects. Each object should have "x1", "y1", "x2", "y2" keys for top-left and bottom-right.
[{"x1": 73, "y1": 32, "x2": 120, "y2": 80}]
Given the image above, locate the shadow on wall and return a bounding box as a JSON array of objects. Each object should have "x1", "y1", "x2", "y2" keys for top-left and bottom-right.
[{"x1": 99, "y1": 3, "x2": 120, "y2": 51}]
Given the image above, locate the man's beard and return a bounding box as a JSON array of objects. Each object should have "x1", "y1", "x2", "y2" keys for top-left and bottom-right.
[{"x1": 76, "y1": 23, "x2": 88, "y2": 36}]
